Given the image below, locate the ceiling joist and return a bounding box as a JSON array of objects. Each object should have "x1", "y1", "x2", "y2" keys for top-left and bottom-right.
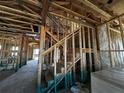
[
  {"x1": 0, "y1": 26, "x2": 37, "y2": 34},
  {"x1": 0, "y1": 16, "x2": 40, "y2": 26},
  {"x1": 0, "y1": 22, "x2": 31, "y2": 30},
  {"x1": 51, "y1": 2, "x2": 98, "y2": 24},
  {"x1": 77, "y1": 0, "x2": 112, "y2": 19},
  {"x1": 0, "y1": 10, "x2": 41, "y2": 23},
  {"x1": 0, "y1": 4, "x2": 41, "y2": 19}
]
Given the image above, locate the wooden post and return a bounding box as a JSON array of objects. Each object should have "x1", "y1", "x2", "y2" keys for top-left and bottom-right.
[{"x1": 37, "y1": 25, "x2": 45, "y2": 92}]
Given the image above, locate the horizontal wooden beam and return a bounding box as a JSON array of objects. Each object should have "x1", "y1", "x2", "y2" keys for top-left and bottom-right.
[
  {"x1": 109, "y1": 27, "x2": 121, "y2": 33},
  {"x1": 0, "y1": 16, "x2": 40, "y2": 26},
  {"x1": 0, "y1": 22, "x2": 31, "y2": 30},
  {"x1": 77, "y1": 0, "x2": 112, "y2": 19},
  {"x1": 0, "y1": 4, "x2": 41, "y2": 19},
  {"x1": 100, "y1": 13, "x2": 124, "y2": 25},
  {"x1": 21, "y1": 5, "x2": 40, "y2": 15},
  {"x1": 100, "y1": 50, "x2": 124, "y2": 52},
  {"x1": 22, "y1": 0, "x2": 42, "y2": 8},
  {"x1": 54, "y1": 1, "x2": 70, "y2": 5},
  {"x1": 0, "y1": 10, "x2": 41, "y2": 23},
  {"x1": 0, "y1": 27, "x2": 38, "y2": 34},
  {"x1": 51, "y1": 2, "x2": 98, "y2": 24},
  {"x1": 49, "y1": 12, "x2": 94, "y2": 28}
]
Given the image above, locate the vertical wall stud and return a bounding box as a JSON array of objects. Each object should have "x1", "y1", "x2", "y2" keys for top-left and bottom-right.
[
  {"x1": 79, "y1": 27, "x2": 83, "y2": 82},
  {"x1": 64, "y1": 38, "x2": 67, "y2": 89},
  {"x1": 106, "y1": 23, "x2": 113, "y2": 67},
  {"x1": 72, "y1": 28, "x2": 76, "y2": 82}
]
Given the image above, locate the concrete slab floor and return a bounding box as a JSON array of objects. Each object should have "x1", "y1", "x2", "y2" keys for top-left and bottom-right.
[
  {"x1": 0, "y1": 60, "x2": 38, "y2": 93},
  {"x1": 0, "y1": 70, "x2": 15, "y2": 81}
]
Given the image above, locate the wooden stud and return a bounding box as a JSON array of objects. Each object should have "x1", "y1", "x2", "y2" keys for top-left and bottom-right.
[
  {"x1": 106, "y1": 23, "x2": 114, "y2": 67},
  {"x1": 0, "y1": 10, "x2": 41, "y2": 23},
  {"x1": 88, "y1": 27, "x2": 92, "y2": 72},
  {"x1": 0, "y1": 4, "x2": 41, "y2": 19},
  {"x1": 54, "y1": 45, "x2": 57, "y2": 92},
  {"x1": 92, "y1": 28, "x2": 100, "y2": 70},
  {"x1": 64, "y1": 38, "x2": 67, "y2": 89},
  {"x1": 79, "y1": 27, "x2": 83, "y2": 82},
  {"x1": 0, "y1": 16, "x2": 40, "y2": 26},
  {"x1": 82, "y1": 27, "x2": 86, "y2": 76},
  {"x1": 72, "y1": 25, "x2": 76, "y2": 82}
]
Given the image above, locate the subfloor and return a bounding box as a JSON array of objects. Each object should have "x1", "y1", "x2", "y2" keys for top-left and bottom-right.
[{"x1": 0, "y1": 60, "x2": 38, "y2": 93}]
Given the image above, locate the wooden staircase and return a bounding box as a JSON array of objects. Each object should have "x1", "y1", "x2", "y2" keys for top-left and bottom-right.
[{"x1": 41, "y1": 26, "x2": 83, "y2": 93}]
